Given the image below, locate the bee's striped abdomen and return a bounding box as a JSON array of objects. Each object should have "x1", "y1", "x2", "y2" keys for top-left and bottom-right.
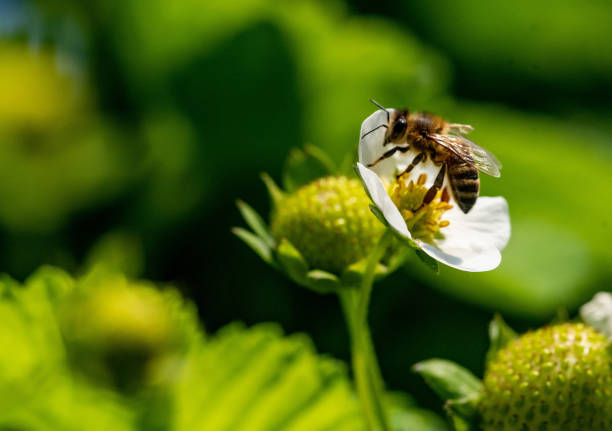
[{"x1": 448, "y1": 159, "x2": 479, "y2": 213}]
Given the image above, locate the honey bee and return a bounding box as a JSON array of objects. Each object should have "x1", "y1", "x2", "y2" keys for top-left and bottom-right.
[{"x1": 363, "y1": 100, "x2": 501, "y2": 213}]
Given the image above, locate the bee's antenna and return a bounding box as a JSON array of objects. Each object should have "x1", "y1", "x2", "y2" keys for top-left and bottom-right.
[
  {"x1": 361, "y1": 124, "x2": 388, "y2": 140},
  {"x1": 369, "y1": 99, "x2": 389, "y2": 122}
]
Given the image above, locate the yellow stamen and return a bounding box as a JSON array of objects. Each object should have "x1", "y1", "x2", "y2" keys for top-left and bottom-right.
[
  {"x1": 401, "y1": 209, "x2": 414, "y2": 219},
  {"x1": 388, "y1": 172, "x2": 453, "y2": 244}
]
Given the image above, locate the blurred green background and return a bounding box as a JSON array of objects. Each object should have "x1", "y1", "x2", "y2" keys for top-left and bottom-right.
[{"x1": 1, "y1": 0, "x2": 611, "y2": 418}]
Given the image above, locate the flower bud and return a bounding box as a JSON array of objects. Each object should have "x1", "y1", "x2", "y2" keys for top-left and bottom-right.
[
  {"x1": 480, "y1": 323, "x2": 612, "y2": 431},
  {"x1": 60, "y1": 275, "x2": 193, "y2": 390},
  {"x1": 270, "y1": 176, "x2": 384, "y2": 273}
]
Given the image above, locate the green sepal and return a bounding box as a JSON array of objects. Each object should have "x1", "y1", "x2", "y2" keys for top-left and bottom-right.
[
  {"x1": 369, "y1": 205, "x2": 389, "y2": 228},
  {"x1": 260, "y1": 172, "x2": 285, "y2": 209},
  {"x1": 485, "y1": 314, "x2": 517, "y2": 364},
  {"x1": 276, "y1": 238, "x2": 309, "y2": 286},
  {"x1": 415, "y1": 249, "x2": 440, "y2": 274},
  {"x1": 369, "y1": 205, "x2": 421, "y2": 250},
  {"x1": 414, "y1": 359, "x2": 483, "y2": 431},
  {"x1": 412, "y1": 359, "x2": 483, "y2": 403},
  {"x1": 370, "y1": 205, "x2": 439, "y2": 274},
  {"x1": 340, "y1": 257, "x2": 388, "y2": 288},
  {"x1": 445, "y1": 394, "x2": 481, "y2": 420},
  {"x1": 368, "y1": 198, "x2": 439, "y2": 274},
  {"x1": 447, "y1": 413, "x2": 479, "y2": 431},
  {"x1": 232, "y1": 227, "x2": 277, "y2": 268},
  {"x1": 235, "y1": 200, "x2": 275, "y2": 248},
  {"x1": 282, "y1": 146, "x2": 335, "y2": 193},
  {"x1": 304, "y1": 269, "x2": 342, "y2": 294}
]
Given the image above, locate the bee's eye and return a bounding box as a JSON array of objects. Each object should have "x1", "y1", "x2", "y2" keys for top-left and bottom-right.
[{"x1": 390, "y1": 117, "x2": 407, "y2": 141}]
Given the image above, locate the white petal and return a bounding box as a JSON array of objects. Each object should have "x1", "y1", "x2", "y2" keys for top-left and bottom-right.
[
  {"x1": 580, "y1": 292, "x2": 612, "y2": 340},
  {"x1": 358, "y1": 109, "x2": 405, "y2": 182},
  {"x1": 358, "y1": 109, "x2": 393, "y2": 166},
  {"x1": 355, "y1": 163, "x2": 411, "y2": 239},
  {"x1": 422, "y1": 197, "x2": 511, "y2": 272},
  {"x1": 421, "y1": 242, "x2": 501, "y2": 272}
]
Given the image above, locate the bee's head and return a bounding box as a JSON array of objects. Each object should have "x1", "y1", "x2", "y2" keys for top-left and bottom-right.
[{"x1": 389, "y1": 109, "x2": 409, "y2": 142}]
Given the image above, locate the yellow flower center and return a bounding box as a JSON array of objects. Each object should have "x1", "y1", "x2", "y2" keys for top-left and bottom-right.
[{"x1": 388, "y1": 172, "x2": 453, "y2": 244}]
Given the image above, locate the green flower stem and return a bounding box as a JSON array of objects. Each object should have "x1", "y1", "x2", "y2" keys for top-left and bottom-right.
[{"x1": 339, "y1": 229, "x2": 394, "y2": 431}]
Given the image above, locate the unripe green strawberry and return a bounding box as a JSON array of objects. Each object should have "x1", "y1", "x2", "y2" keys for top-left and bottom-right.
[
  {"x1": 60, "y1": 276, "x2": 192, "y2": 390},
  {"x1": 481, "y1": 323, "x2": 612, "y2": 431},
  {"x1": 271, "y1": 176, "x2": 384, "y2": 273}
]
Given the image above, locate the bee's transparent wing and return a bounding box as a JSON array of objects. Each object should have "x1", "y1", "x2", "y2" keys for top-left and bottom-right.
[
  {"x1": 448, "y1": 123, "x2": 474, "y2": 135},
  {"x1": 429, "y1": 133, "x2": 502, "y2": 178}
]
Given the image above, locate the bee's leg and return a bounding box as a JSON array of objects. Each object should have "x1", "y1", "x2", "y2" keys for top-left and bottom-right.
[
  {"x1": 422, "y1": 164, "x2": 446, "y2": 206},
  {"x1": 395, "y1": 152, "x2": 426, "y2": 179},
  {"x1": 366, "y1": 145, "x2": 410, "y2": 168}
]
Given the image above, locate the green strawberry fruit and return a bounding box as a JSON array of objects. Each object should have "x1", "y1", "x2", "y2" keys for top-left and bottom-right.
[
  {"x1": 481, "y1": 323, "x2": 612, "y2": 431},
  {"x1": 271, "y1": 176, "x2": 383, "y2": 273}
]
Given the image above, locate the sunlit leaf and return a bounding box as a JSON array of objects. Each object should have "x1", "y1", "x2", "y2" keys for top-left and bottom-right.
[
  {"x1": 387, "y1": 392, "x2": 449, "y2": 431},
  {"x1": 0, "y1": 268, "x2": 135, "y2": 430},
  {"x1": 175, "y1": 323, "x2": 365, "y2": 431}
]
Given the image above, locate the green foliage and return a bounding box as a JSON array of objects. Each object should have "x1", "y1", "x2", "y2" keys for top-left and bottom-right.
[
  {"x1": 269, "y1": 1, "x2": 449, "y2": 160},
  {"x1": 3, "y1": 0, "x2": 612, "y2": 425},
  {"x1": 85, "y1": 231, "x2": 145, "y2": 278},
  {"x1": 0, "y1": 266, "x2": 378, "y2": 430},
  {"x1": 396, "y1": 0, "x2": 612, "y2": 103},
  {"x1": 59, "y1": 270, "x2": 200, "y2": 391},
  {"x1": 0, "y1": 46, "x2": 133, "y2": 233},
  {"x1": 386, "y1": 393, "x2": 449, "y2": 431},
  {"x1": 13, "y1": 0, "x2": 611, "y2": 320},
  {"x1": 174, "y1": 323, "x2": 365, "y2": 431},
  {"x1": 0, "y1": 268, "x2": 135, "y2": 430}
]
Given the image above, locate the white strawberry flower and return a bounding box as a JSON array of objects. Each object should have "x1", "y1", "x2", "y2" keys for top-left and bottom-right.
[
  {"x1": 356, "y1": 108, "x2": 511, "y2": 272},
  {"x1": 580, "y1": 292, "x2": 612, "y2": 341}
]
